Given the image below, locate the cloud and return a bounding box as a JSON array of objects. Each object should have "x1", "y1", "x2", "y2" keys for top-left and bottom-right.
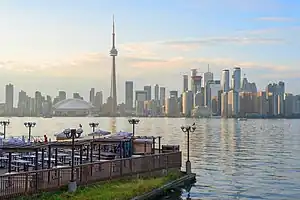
[
  {"x1": 255, "y1": 17, "x2": 295, "y2": 22},
  {"x1": 160, "y1": 36, "x2": 284, "y2": 50},
  {"x1": 0, "y1": 39, "x2": 298, "y2": 97}
]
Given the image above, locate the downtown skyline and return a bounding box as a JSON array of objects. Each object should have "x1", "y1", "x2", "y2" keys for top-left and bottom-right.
[{"x1": 0, "y1": 0, "x2": 299, "y2": 103}]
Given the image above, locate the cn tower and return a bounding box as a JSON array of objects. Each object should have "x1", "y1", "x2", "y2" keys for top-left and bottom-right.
[{"x1": 110, "y1": 15, "x2": 118, "y2": 115}]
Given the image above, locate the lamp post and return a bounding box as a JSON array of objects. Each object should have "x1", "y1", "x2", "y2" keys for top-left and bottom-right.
[
  {"x1": 181, "y1": 123, "x2": 196, "y2": 174},
  {"x1": 24, "y1": 122, "x2": 36, "y2": 142},
  {"x1": 128, "y1": 118, "x2": 140, "y2": 137},
  {"x1": 0, "y1": 120, "x2": 10, "y2": 139},
  {"x1": 64, "y1": 128, "x2": 81, "y2": 192},
  {"x1": 89, "y1": 122, "x2": 99, "y2": 139}
]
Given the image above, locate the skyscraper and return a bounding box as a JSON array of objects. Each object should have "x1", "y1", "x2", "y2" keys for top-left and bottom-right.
[
  {"x1": 94, "y1": 91, "x2": 103, "y2": 110},
  {"x1": 191, "y1": 69, "x2": 202, "y2": 94},
  {"x1": 89, "y1": 88, "x2": 95, "y2": 104},
  {"x1": 109, "y1": 15, "x2": 118, "y2": 115},
  {"x1": 232, "y1": 67, "x2": 241, "y2": 92},
  {"x1": 160, "y1": 87, "x2": 166, "y2": 106},
  {"x1": 232, "y1": 67, "x2": 241, "y2": 115},
  {"x1": 5, "y1": 83, "x2": 14, "y2": 115},
  {"x1": 221, "y1": 69, "x2": 230, "y2": 92},
  {"x1": 183, "y1": 75, "x2": 188, "y2": 92},
  {"x1": 154, "y1": 84, "x2": 159, "y2": 101},
  {"x1": 125, "y1": 81, "x2": 134, "y2": 110},
  {"x1": 204, "y1": 65, "x2": 214, "y2": 106},
  {"x1": 169, "y1": 90, "x2": 178, "y2": 98},
  {"x1": 144, "y1": 85, "x2": 151, "y2": 100},
  {"x1": 203, "y1": 65, "x2": 213, "y2": 88},
  {"x1": 182, "y1": 90, "x2": 194, "y2": 117}
]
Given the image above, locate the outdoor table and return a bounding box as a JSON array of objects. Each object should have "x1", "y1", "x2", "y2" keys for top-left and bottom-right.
[
  {"x1": 0, "y1": 157, "x2": 8, "y2": 168},
  {"x1": 12, "y1": 160, "x2": 30, "y2": 171}
]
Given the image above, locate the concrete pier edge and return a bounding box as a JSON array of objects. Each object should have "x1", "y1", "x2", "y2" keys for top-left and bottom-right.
[{"x1": 131, "y1": 171, "x2": 196, "y2": 200}]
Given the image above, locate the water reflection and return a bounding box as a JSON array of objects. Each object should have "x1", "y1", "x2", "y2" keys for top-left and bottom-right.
[
  {"x1": 1, "y1": 117, "x2": 300, "y2": 199},
  {"x1": 110, "y1": 117, "x2": 117, "y2": 133}
]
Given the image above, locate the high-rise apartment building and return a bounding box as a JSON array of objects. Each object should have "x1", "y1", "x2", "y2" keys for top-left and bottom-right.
[
  {"x1": 227, "y1": 90, "x2": 239, "y2": 117},
  {"x1": 203, "y1": 71, "x2": 213, "y2": 88},
  {"x1": 94, "y1": 91, "x2": 103, "y2": 110},
  {"x1": 169, "y1": 90, "x2": 178, "y2": 99},
  {"x1": 144, "y1": 85, "x2": 151, "y2": 100},
  {"x1": 183, "y1": 75, "x2": 188, "y2": 92},
  {"x1": 221, "y1": 69, "x2": 230, "y2": 92},
  {"x1": 256, "y1": 91, "x2": 268, "y2": 116},
  {"x1": 205, "y1": 80, "x2": 221, "y2": 108},
  {"x1": 154, "y1": 84, "x2": 159, "y2": 101},
  {"x1": 191, "y1": 69, "x2": 202, "y2": 94},
  {"x1": 159, "y1": 87, "x2": 166, "y2": 106},
  {"x1": 165, "y1": 96, "x2": 179, "y2": 117},
  {"x1": 194, "y1": 91, "x2": 204, "y2": 107},
  {"x1": 125, "y1": 81, "x2": 134, "y2": 110},
  {"x1": 35, "y1": 91, "x2": 43, "y2": 116},
  {"x1": 89, "y1": 88, "x2": 95, "y2": 104},
  {"x1": 221, "y1": 92, "x2": 228, "y2": 117},
  {"x1": 232, "y1": 67, "x2": 241, "y2": 92},
  {"x1": 239, "y1": 92, "x2": 256, "y2": 117},
  {"x1": 182, "y1": 90, "x2": 193, "y2": 117},
  {"x1": 5, "y1": 83, "x2": 14, "y2": 115},
  {"x1": 135, "y1": 90, "x2": 147, "y2": 116}
]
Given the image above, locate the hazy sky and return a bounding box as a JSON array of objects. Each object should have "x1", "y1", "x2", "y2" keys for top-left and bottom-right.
[{"x1": 0, "y1": 0, "x2": 299, "y2": 103}]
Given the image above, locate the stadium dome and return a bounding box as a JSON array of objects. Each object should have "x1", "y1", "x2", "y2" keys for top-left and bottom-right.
[{"x1": 53, "y1": 98, "x2": 94, "y2": 116}]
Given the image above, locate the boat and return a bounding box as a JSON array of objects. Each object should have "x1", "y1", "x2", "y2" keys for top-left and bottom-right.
[
  {"x1": 54, "y1": 128, "x2": 84, "y2": 141},
  {"x1": 237, "y1": 118, "x2": 247, "y2": 121}
]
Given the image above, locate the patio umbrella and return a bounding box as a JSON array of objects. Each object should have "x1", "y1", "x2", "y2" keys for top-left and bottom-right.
[
  {"x1": 88, "y1": 129, "x2": 111, "y2": 137},
  {"x1": 114, "y1": 131, "x2": 133, "y2": 138}
]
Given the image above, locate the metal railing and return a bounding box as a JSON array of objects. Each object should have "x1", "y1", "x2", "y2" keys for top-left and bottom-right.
[{"x1": 0, "y1": 151, "x2": 181, "y2": 199}]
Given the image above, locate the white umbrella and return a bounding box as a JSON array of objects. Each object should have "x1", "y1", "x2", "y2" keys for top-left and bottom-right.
[{"x1": 114, "y1": 131, "x2": 133, "y2": 138}]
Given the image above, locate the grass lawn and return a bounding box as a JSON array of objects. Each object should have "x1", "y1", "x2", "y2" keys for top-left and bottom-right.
[{"x1": 16, "y1": 171, "x2": 181, "y2": 200}]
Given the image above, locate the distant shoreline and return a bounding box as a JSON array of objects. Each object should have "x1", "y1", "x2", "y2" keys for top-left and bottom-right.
[{"x1": 1, "y1": 115, "x2": 300, "y2": 119}]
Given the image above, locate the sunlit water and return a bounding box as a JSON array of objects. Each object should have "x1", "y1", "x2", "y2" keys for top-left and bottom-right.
[{"x1": 1, "y1": 117, "x2": 300, "y2": 199}]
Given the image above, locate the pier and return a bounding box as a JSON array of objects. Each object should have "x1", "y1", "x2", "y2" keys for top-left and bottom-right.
[{"x1": 0, "y1": 137, "x2": 181, "y2": 199}]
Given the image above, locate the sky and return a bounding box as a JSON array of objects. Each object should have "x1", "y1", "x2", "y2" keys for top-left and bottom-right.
[{"x1": 0, "y1": 0, "x2": 299, "y2": 103}]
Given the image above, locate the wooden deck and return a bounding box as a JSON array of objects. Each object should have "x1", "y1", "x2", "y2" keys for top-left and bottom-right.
[{"x1": 0, "y1": 151, "x2": 182, "y2": 199}]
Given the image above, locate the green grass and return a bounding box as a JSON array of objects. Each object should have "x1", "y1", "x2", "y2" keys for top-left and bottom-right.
[{"x1": 17, "y1": 171, "x2": 181, "y2": 200}]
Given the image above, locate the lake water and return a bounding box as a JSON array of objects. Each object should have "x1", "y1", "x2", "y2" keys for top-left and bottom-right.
[{"x1": 1, "y1": 117, "x2": 300, "y2": 200}]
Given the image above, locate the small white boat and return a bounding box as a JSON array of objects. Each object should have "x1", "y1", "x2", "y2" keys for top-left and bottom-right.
[{"x1": 54, "y1": 128, "x2": 84, "y2": 141}]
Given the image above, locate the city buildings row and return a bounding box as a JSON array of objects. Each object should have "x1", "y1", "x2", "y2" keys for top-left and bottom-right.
[{"x1": 0, "y1": 67, "x2": 299, "y2": 118}]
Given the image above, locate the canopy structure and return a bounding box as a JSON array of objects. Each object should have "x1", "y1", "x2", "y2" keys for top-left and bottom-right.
[
  {"x1": 88, "y1": 129, "x2": 111, "y2": 137},
  {"x1": 110, "y1": 131, "x2": 133, "y2": 138}
]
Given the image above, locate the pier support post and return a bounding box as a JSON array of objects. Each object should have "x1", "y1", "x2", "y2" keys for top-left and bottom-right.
[
  {"x1": 186, "y1": 160, "x2": 191, "y2": 174},
  {"x1": 68, "y1": 181, "x2": 77, "y2": 192}
]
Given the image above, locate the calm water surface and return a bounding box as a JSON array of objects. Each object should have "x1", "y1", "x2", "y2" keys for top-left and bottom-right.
[{"x1": 1, "y1": 117, "x2": 300, "y2": 200}]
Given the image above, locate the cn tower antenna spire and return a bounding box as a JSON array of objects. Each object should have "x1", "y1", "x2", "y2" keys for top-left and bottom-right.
[
  {"x1": 110, "y1": 14, "x2": 118, "y2": 116},
  {"x1": 112, "y1": 14, "x2": 115, "y2": 48}
]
